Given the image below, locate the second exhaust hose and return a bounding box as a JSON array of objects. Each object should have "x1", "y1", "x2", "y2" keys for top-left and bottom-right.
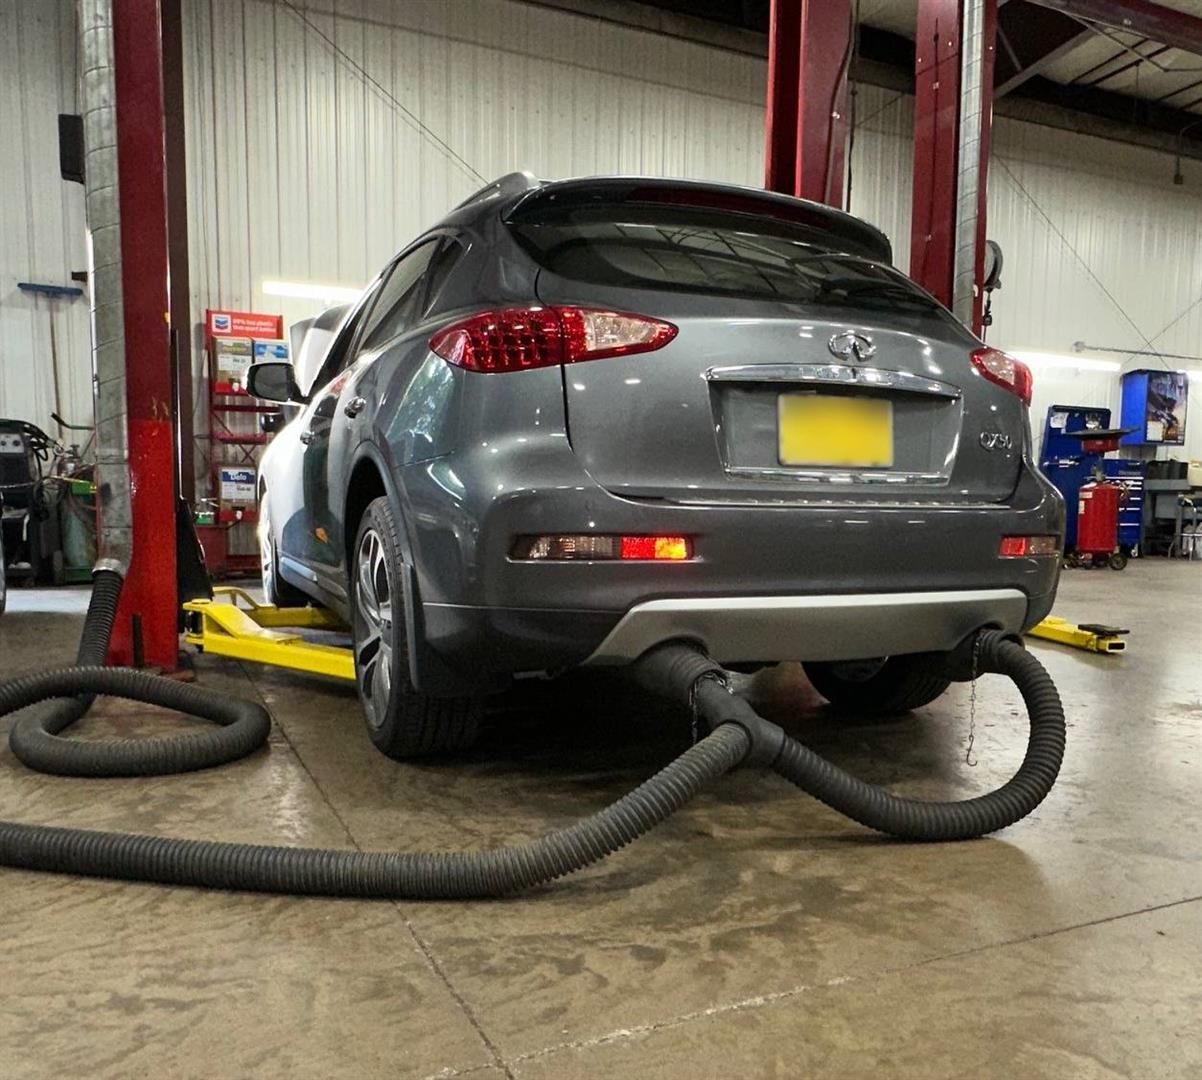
[{"x1": 0, "y1": 570, "x2": 1065, "y2": 899}]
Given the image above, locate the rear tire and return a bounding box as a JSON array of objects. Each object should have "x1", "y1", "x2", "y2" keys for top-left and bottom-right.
[
  {"x1": 803, "y1": 655, "x2": 951, "y2": 715},
  {"x1": 351, "y1": 496, "x2": 482, "y2": 759}
]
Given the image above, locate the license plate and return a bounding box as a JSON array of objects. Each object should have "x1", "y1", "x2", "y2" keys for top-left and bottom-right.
[{"x1": 777, "y1": 393, "x2": 893, "y2": 468}]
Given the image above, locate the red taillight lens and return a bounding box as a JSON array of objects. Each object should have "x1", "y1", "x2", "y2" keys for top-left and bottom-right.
[
  {"x1": 999, "y1": 535, "x2": 1060, "y2": 558},
  {"x1": 430, "y1": 306, "x2": 677, "y2": 373},
  {"x1": 618, "y1": 535, "x2": 691, "y2": 561},
  {"x1": 971, "y1": 347, "x2": 1033, "y2": 405},
  {"x1": 511, "y1": 534, "x2": 693, "y2": 561},
  {"x1": 429, "y1": 307, "x2": 563, "y2": 373}
]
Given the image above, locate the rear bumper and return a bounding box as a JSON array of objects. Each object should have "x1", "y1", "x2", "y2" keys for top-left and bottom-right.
[
  {"x1": 419, "y1": 585, "x2": 1056, "y2": 688},
  {"x1": 398, "y1": 438, "x2": 1064, "y2": 688},
  {"x1": 583, "y1": 588, "x2": 1029, "y2": 665}
]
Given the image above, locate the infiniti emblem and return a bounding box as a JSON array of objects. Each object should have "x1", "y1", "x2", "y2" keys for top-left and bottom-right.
[{"x1": 827, "y1": 331, "x2": 876, "y2": 363}]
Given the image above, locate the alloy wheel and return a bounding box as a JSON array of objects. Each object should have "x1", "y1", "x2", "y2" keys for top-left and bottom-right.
[{"x1": 354, "y1": 526, "x2": 394, "y2": 730}]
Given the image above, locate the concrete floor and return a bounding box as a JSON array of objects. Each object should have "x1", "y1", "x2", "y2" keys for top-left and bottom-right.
[{"x1": 1, "y1": 563, "x2": 1201, "y2": 1079}]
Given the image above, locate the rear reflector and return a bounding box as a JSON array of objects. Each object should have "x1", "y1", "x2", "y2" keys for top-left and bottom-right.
[
  {"x1": 430, "y1": 306, "x2": 677, "y2": 373},
  {"x1": 511, "y1": 535, "x2": 692, "y2": 561},
  {"x1": 999, "y1": 535, "x2": 1060, "y2": 558},
  {"x1": 971, "y1": 347, "x2": 1033, "y2": 406}
]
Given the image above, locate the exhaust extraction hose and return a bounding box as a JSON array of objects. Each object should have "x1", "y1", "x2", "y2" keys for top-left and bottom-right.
[{"x1": 0, "y1": 571, "x2": 1065, "y2": 898}]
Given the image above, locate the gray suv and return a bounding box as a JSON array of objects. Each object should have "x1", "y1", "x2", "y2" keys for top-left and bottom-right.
[{"x1": 250, "y1": 173, "x2": 1064, "y2": 759}]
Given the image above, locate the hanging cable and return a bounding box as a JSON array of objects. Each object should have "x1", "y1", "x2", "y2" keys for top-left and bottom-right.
[{"x1": 275, "y1": 0, "x2": 487, "y2": 185}]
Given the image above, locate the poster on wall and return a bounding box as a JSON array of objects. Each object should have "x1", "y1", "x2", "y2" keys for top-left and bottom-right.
[
  {"x1": 204, "y1": 308, "x2": 283, "y2": 345},
  {"x1": 1145, "y1": 371, "x2": 1188, "y2": 444},
  {"x1": 1120, "y1": 369, "x2": 1189, "y2": 446}
]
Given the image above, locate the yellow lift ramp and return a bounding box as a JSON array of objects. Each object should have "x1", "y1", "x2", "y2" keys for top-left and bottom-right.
[
  {"x1": 183, "y1": 587, "x2": 356, "y2": 681},
  {"x1": 1027, "y1": 616, "x2": 1129, "y2": 655}
]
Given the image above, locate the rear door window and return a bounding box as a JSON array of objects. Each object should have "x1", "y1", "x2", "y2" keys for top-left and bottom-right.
[
  {"x1": 358, "y1": 240, "x2": 439, "y2": 352},
  {"x1": 508, "y1": 204, "x2": 942, "y2": 315},
  {"x1": 421, "y1": 237, "x2": 465, "y2": 318}
]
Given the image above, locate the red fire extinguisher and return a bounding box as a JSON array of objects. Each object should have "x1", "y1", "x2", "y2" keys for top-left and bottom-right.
[{"x1": 1076, "y1": 482, "x2": 1127, "y2": 570}]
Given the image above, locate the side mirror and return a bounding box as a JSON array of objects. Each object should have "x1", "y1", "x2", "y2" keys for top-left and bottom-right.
[
  {"x1": 260, "y1": 410, "x2": 286, "y2": 434},
  {"x1": 247, "y1": 361, "x2": 301, "y2": 404}
]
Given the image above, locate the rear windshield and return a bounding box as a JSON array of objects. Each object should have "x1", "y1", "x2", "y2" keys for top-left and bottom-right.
[{"x1": 507, "y1": 204, "x2": 943, "y2": 315}]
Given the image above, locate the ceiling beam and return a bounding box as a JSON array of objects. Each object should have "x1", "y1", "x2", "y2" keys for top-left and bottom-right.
[
  {"x1": 996, "y1": 27, "x2": 1093, "y2": 94},
  {"x1": 1029, "y1": 0, "x2": 1202, "y2": 57},
  {"x1": 995, "y1": 0, "x2": 1095, "y2": 96}
]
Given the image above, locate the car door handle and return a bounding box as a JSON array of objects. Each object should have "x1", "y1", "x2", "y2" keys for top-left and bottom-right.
[
  {"x1": 344, "y1": 396, "x2": 367, "y2": 419},
  {"x1": 299, "y1": 428, "x2": 315, "y2": 445}
]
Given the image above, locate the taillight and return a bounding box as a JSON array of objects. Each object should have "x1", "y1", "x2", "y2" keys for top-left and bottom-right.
[
  {"x1": 511, "y1": 535, "x2": 693, "y2": 561},
  {"x1": 999, "y1": 535, "x2": 1060, "y2": 558},
  {"x1": 429, "y1": 306, "x2": 677, "y2": 373},
  {"x1": 971, "y1": 347, "x2": 1033, "y2": 405}
]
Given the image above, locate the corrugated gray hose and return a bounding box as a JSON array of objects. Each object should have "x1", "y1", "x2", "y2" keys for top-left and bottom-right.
[{"x1": 0, "y1": 570, "x2": 1064, "y2": 899}]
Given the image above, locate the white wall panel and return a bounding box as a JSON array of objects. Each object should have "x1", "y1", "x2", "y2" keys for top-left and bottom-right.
[
  {"x1": 7, "y1": 0, "x2": 1202, "y2": 474},
  {"x1": 181, "y1": 0, "x2": 767, "y2": 333},
  {"x1": 0, "y1": 0, "x2": 91, "y2": 429}
]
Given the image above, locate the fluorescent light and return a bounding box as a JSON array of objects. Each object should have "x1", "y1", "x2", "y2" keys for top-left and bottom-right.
[
  {"x1": 1008, "y1": 350, "x2": 1121, "y2": 373},
  {"x1": 262, "y1": 279, "x2": 363, "y2": 302}
]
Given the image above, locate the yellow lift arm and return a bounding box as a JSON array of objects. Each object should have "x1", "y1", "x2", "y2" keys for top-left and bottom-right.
[
  {"x1": 1027, "y1": 616, "x2": 1128, "y2": 654},
  {"x1": 183, "y1": 587, "x2": 356, "y2": 681}
]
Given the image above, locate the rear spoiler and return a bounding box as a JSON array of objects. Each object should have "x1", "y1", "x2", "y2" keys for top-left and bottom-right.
[{"x1": 503, "y1": 177, "x2": 892, "y2": 264}]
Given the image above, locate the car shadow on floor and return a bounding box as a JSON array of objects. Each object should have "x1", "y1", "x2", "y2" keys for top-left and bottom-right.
[{"x1": 461, "y1": 663, "x2": 955, "y2": 795}]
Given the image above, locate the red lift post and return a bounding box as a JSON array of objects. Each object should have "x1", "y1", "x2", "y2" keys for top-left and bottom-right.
[
  {"x1": 910, "y1": 0, "x2": 997, "y2": 334},
  {"x1": 109, "y1": 0, "x2": 179, "y2": 669},
  {"x1": 764, "y1": 0, "x2": 852, "y2": 207}
]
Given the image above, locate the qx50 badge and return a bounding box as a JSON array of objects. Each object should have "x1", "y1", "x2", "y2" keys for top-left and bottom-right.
[
  {"x1": 827, "y1": 331, "x2": 875, "y2": 363},
  {"x1": 980, "y1": 431, "x2": 1014, "y2": 451}
]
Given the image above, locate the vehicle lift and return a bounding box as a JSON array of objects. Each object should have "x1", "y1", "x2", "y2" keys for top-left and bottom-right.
[
  {"x1": 1027, "y1": 617, "x2": 1128, "y2": 655},
  {"x1": 183, "y1": 588, "x2": 354, "y2": 682}
]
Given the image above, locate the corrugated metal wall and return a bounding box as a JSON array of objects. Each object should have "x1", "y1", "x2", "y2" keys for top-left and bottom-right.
[
  {"x1": 182, "y1": 0, "x2": 766, "y2": 332},
  {"x1": 0, "y1": 0, "x2": 91, "y2": 430},
  {"x1": 5, "y1": 0, "x2": 1202, "y2": 466}
]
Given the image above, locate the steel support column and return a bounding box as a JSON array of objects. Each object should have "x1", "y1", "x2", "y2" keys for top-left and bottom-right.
[
  {"x1": 109, "y1": 0, "x2": 178, "y2": 669},
  {"x1": 911, "y1": 0, "x2": 996, "y2": 334},
  {"x1": 953, "y1": 0, "x2": 997, "y2": 330},
  {"x1": 764, "y1": 0, "x2": 852, "y2": 207}
]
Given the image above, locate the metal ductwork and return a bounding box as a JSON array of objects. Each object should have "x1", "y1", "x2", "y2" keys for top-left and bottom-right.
[
  {"x1": 79, "y1": 0, "x2": 132, "y2": 573},
  {"x1": 953, "y1": 0, "x2": 988, "y2": 328}
]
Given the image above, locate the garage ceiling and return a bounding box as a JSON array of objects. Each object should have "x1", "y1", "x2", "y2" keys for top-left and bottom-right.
[
  {"x1": 631, "y1": 0, "x2": 1202, "y2": 147},
  {"x1": 858, "y1": 0, "x2": 1202, "y2": 115}
]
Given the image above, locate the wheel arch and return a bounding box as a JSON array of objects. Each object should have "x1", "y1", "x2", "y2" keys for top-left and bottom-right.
[
  {"x1": 344, "y1": 443, "x2": 414, "y2": 571},
  {"x1": 343, "y1": 445, "x2": 467, "y2": 696}
]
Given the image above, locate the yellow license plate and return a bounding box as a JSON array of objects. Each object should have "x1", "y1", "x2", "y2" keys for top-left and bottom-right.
[{"x1": 777, "y1": 393, "x2": 893, "y2": 468}]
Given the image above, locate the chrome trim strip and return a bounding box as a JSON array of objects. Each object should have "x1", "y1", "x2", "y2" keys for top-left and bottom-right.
[
  {"x1": 722, "y1": 466, "x2": 949, "y2": 485},
  {"x1": 584, "y1": 589, "x2": 1028, "y2": 665},
  {"x1": 705, "y1": 363, "x2": 961, "y2": 399}
]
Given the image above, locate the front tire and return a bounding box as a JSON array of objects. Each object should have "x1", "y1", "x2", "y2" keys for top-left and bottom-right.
[
  {"x1": 351, "y1": 496, "x2": 482, "y2": 759},
  {"x1": 803, "y1": 655, "x2": 951, "y2": 715},
  {"x1": 259, "y1": 495, "x2": 308, "y2": 607}
]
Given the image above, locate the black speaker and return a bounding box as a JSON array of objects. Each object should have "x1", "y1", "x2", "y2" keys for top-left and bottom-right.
[{"x1": 58, "y1": 114, "x2": 84, "y2": 184}]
